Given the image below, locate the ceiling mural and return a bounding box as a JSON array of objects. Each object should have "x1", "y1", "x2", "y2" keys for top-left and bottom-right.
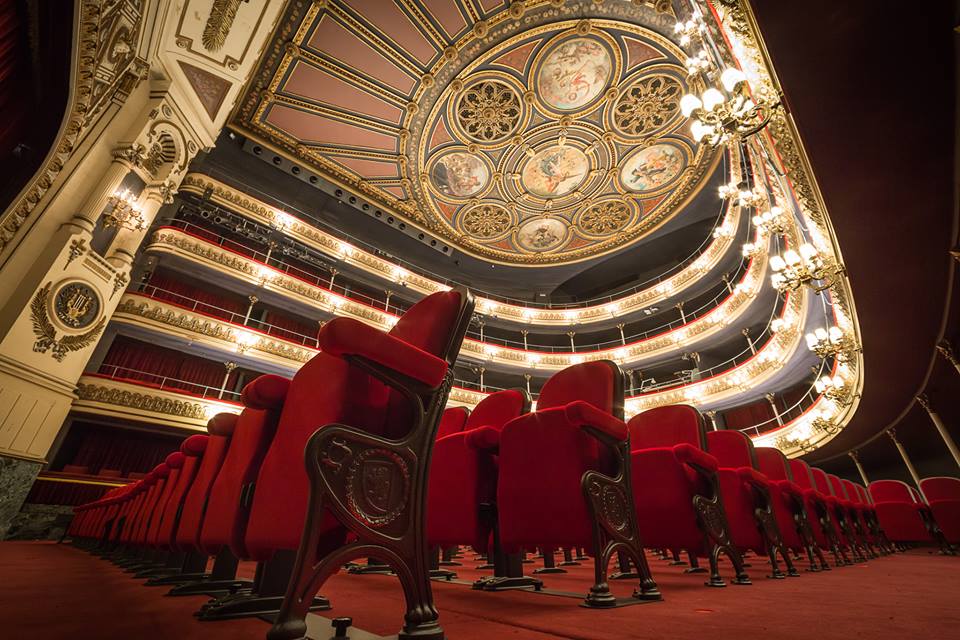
[{"x1": 232, "y1": 0, "x2": 718, "y2": 266}]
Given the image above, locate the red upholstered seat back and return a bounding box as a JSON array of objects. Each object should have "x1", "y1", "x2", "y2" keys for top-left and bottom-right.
[
  {"x1": 869, "y1": 479, "x2": 914, "y2": 504},
  {"x1": 828, "y1": 474, "x2": 850, "y2": 501},
  {"x1": 244, "y1": 289, "x2": 466, "y2": 559},
  {"x1": 149, "y1": 452, "x2": 186, "y2": 546},
  {"x1": 755, "y1": 447, "x2": 793, "y2": 481},
  {"x1": 176, "y1": 413, "x2": 237, "y2": 551},
  {"x1": 628, "y1": 405, "x2": 705, "y2": 451},
  {"x1": 856, "y1": 484, "x2": 872, "y2": 505},
  {"x1": 155, "y1": 435, "x2": 208, "y2": 548},
  {"x1": 920, "y1": 476, "x2": 960, "y2": 502},
  {"x1": 199, "y1": 377, "x2": 289, "y2": 558},
  {"x1": 135, "y1": 465, "x2": 171, "y2": 544},
  {"x1": 436, "y1": 407, "x2": 469, "y2": 440},
  {"x1": 705, "y1": 430, "x2": 757, "y2": 469},
  {"x1": 788, "y1": 459, "x2": 816, "y2": 490},
  {"x1": 464, "y1": 388, "x2": 529, "y2": 431},
  {"x1": 841, "y1": 479, "x2": 862, "y2": 505},
  {"x1": 122, "y1": 469, "x2": 159, "y2": 543},
  {"x1": 537, "y1": 360, "x2": 618, "y2": 414},
  {"x1": 810, "y1": 467, "x2": 835, "y2": 497}
]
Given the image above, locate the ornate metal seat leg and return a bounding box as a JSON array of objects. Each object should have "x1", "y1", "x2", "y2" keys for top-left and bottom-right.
[{"x1": 693, "y1": 486, "x2": 751, "y2": 587}]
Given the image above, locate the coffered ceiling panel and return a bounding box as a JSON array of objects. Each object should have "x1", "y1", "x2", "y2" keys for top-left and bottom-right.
[{"x1": 232, "y1": 0, "x2": 717, "y2": 266}]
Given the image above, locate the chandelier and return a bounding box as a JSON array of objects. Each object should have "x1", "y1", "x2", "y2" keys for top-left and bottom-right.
[
  {"x1": 680, "y1": 68, "x2": 780, "y2": 147},
  {"x1": 752, "y1": 205, "x2": 787, "y2": 235},
  {"x1": 814, "y1": 374, "x2": 846, "y2": 402},
  {"x1": 769, "y1": 243, "x2": 844, "y2": 293},
  {"x1": 805, "y1": 325, "x2": 859, "y2": 362},
  {"x1": 101, "y1": 189, "x2": 147, "y2": 231}
]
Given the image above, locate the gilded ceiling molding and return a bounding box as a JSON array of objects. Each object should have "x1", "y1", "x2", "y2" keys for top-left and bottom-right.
[
  {"x1": 0, "y1": 0, "x2": 149, "y2": 259},
  {"x1": 230, "y1": 1, "x2": 721, "y2": 266},
  {"x1": 177, "y1": 170, "x2": 743, "y2": 326}
]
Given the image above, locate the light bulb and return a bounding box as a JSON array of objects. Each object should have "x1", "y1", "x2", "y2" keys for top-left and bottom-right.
[
  {"x1": 814, "y1": 327, "x2": 828, "y2": 340},
  {"x1": 783, "y1": 249, "x2": 801, "y2": 265},
  {"x1": 806, "y1": 333, "x2": 817, "y2": 348},
  {"x1": 799, "y1": 243, "x2": 818, "y2": 260},
  {"x1": 720, "y1": 67, "x2": 747, "y2": 92},
  {"x1": 701, "y1": 88, "x2": 724, "y2": 111},
  {"x1": 691, "y1": 120, "x2": 710, "y2": 142},
  {"x1": 769, "y1": 255, "x2": 786, "y2": 271},
  {"x1": 680, "y1": 93, "x2": 703, "y2": 117}
]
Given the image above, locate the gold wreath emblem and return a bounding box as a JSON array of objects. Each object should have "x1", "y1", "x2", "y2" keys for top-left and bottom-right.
[{"x1": 30, "y1": 282, "x2": 106, "y2": 362}]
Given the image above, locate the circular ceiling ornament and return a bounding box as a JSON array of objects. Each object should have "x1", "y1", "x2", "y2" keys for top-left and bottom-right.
[
  {"x1": 535, "y1": 37, "x2": 613, "y2": 112},
  {"x1": 453, "y1": 78, "x2": 524, "y2": 144},
  {"x1": 520, "y1": 146, "x2": 590, "y2": 198},
  {"x1": 612, "y1": 73, "x2": 683, "y2": 138},
  {"x1": 459, "y1": 203, "x2": 515, "y2": 241},
  {"x1": 516, "y1": 217, "x2": 569, "y2": 252},
  {"x1": 52, "y1": 281, "x2": 102, "y2": 330},
  {"x1": 576, "y1": 199, "x2": 636, "y2": 237},
  {"x1": 428, "y1": 150, "x2": 491, "y2": 199},
  {"x1": 619, "y1": 143, "x2": 686, "y2": 193}
]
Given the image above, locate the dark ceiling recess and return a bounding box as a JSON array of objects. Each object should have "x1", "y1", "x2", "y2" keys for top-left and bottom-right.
[
  {"x1": 749, "y1": 1, "x2": 958, "y2": 471},
  {"x1": 0, "y1": 0, "x2": 74, "y2": 210}
]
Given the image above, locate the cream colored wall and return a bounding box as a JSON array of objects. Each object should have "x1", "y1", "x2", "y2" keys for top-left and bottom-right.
[{"x1": 0, "y1": 0, "x2": 283, "y2": 463}]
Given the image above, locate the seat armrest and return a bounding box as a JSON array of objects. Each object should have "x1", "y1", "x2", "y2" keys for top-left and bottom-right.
[
  {"x1": 674, "y1": 443, "x2": 718, "y2": 473},
  {"x1": 319, "y1": 317, "x2": 448, "y2": 388},
  {"x1": 464, "y1": 426, "x2": 501, "y2": 452},
  {"x1": 737, "y1": 466, "x2": 771, "y2": 488},
  {"x1": 564, "y1": 401, "x2": 628, "y2": 441},
  {"x1": 776, "y1": 480, "x2": 803, "y2": 499}
]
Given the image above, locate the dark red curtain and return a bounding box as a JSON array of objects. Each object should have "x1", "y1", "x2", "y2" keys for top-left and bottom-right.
[
  {"x1": 722, "y1": 399, "x2": 775, "y2": 431},
  {"x1": 262, "y1": 310, "x2": 317, "y2": 344},
  {"x1": 0, "y1": 0, "x2": 27, "y2": 158},
  {"x1": 146, "y1": 268, "x2": 247, "y2": 320},
  {"x1": 68, "y1": 427, "x2": 180, "y2": 476},
  {"x1": 25, "y1": 479, "x2": 111, "y2": 506},
  {"x1": 100, "y1": 336, "x2": 235, "y2": 393}
]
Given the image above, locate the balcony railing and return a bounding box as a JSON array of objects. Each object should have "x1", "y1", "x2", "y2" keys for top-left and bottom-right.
[{"x1": 92, "y1": 365, "x2": 243, "y2": 402}]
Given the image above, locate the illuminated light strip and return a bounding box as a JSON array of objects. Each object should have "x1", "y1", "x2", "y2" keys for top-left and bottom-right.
[{"x1": 143, "y1": 229, "x2": 771, "y2": 370}]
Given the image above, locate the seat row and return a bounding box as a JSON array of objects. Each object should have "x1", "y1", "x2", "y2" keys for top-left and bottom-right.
[{"x1": 68, "y1": 287, "x2": 959, "y2": 640}]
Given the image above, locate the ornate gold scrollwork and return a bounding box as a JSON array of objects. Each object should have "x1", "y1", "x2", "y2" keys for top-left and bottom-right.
[
  {"x1": 31, "y1": 282, "x2": 106, "y2": 362},
  {"x1": 455, "y1": 80, "x2": 522, "y2": 143},
  {"x1": 612, "y1": 74, "x2": 682, "y2": 137},
  {"x1": 461, "y1": 204, "x2": 513, "y2": 239}
]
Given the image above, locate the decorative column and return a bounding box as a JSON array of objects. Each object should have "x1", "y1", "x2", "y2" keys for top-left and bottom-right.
[
  {"x1": 243, "y1": 295, "x2": 259, "y2": 326},
  {"x1": 676, "y1": 301, "x2": 686, "y2": 324},
  {"x1": 524, "y1": 373, "x2": 532, "y2": 395},
  {"x1": 567, "y1": 331, "x2": 576, "y2": 352},
  {"x1": 616, "y1": 323, "x2": 626, "y2": 345},
  {"x1": 68, "y1": 146, "x2": 142, "y2": 232},
  {"x1": 477, "y1": 319, "x2": 485, "y2": 342},
  {"x1": 521, "y1": 329, "x2": 529, "y2": 350},
  {"x1": 316, "y1": 319, "x2": 326, "y2": 347},
  {"x1": 887, "y1": 428, "x2": 922, "y2": 488},
  {"x1": 219, "y1": 362, "x2": 238, "y2": 399},
  {"x1": 704, "y1": 410, "x2": 719, "y2": 431},
  {"x1": 743, "y1": 327, "x2": 756, "y2": 355},
  {"x1": 384, "y1": 289, "x2": 393, "y2": 312},
  {"x1": 936, "y1": 340, "x2": 960, "y2": 377},
  {"x1": 848, "y1": 450, "x2": 869, "y2": 485},
  {"x1": 765, "y1": 393, "x2": 782, "y2": 426},
  {"x1": 915, "y1": 394, "x2": 960, "y2": 468},
  {"x1": 478, "y1": 367, "x2": 485, "y2": 392},
  {"x1": 328, "y1": 268, "x2": 338, "y2": 289},
  {"x1": 264, "y1": 240, "x2": 277, "y2": 264}
]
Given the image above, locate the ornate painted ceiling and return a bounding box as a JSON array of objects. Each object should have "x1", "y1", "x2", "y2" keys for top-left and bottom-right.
[{"x1": 232, "y1": 0, "x2": 719, "y2": 266}]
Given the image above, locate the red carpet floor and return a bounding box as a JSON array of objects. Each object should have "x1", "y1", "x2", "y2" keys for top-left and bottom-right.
[{"x1": 1, "y1": 542, "x2": 957, "y2": 639}]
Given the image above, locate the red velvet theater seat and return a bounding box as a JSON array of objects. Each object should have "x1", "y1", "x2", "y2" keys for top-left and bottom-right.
[
  {"x1": 789, "y1": 459, "x2": 850, "y2": 566},
  {"x1": 496, "y1": 361, "x2": 661, "y2": 607},
  {"x1": 869, "y1": 480, "x2": 933, "y2": 544},
  {"x1": 175, "y1": 413, "x2": 237, "y2": 552},
  {"x1": 153, "y1": 436, "x2": 209, "y2": 551},
  {"x1": 754, "y1": 447, "x2": 829, "y2": 571},
  {"x1": 825, "y1": 473, "x2": 870, "y2": 560},
  {"x1": 243, "y1": 288, "x2": 473, "y2": 640},
  {"x1": 920, "y1": 477, "x2": 960, "y2": 544},
  {"x1": 841, "y1": 478, "x2": 880, "y2": 557},
  {"x1": 427, "y1": 389, "x2": 529, "y2": 569},
  {"x1": 706, "y1": 431, "x2": 797, "y2": 577},
  {"x1": 629, "y1": 405, "x2": 750, "y2": 587},
  {"x1": 436, "y1": 406, "x2": 470, "y2": 440}
]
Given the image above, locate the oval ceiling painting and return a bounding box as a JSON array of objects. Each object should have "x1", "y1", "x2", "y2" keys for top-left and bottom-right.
[
  {"x1": 521, "y1": 146, "x2": 589, "y2": 198},
  {"x1": 537, "y1": 38, "x2": 612, "y2": 111},
  {"x1": 430, "y1": 151, "x2": 490, "y2": 198},
  {"x1": 620, "y1": 143, "x2": 685, "y2": 193},
  {"x1": 517, "y1": 217, "x2": 568, "y2": 252}
]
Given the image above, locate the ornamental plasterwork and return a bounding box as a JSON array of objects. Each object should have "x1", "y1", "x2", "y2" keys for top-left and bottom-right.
[
  {"x1": 75, "y1": 382, "x2": 208, "y2": 421},
  {"x1": 145, "y1": 225, "x2": 772, "y2": 371},
  {"x1": 0, "y1": 0, "x2": 149, "y2": 257},
  {"x1": 178, "y1": 169, "x2": 743, "y2": 326},
  {"x1": 231, "y1": 1, "x2": 719, "y2": 266}
]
